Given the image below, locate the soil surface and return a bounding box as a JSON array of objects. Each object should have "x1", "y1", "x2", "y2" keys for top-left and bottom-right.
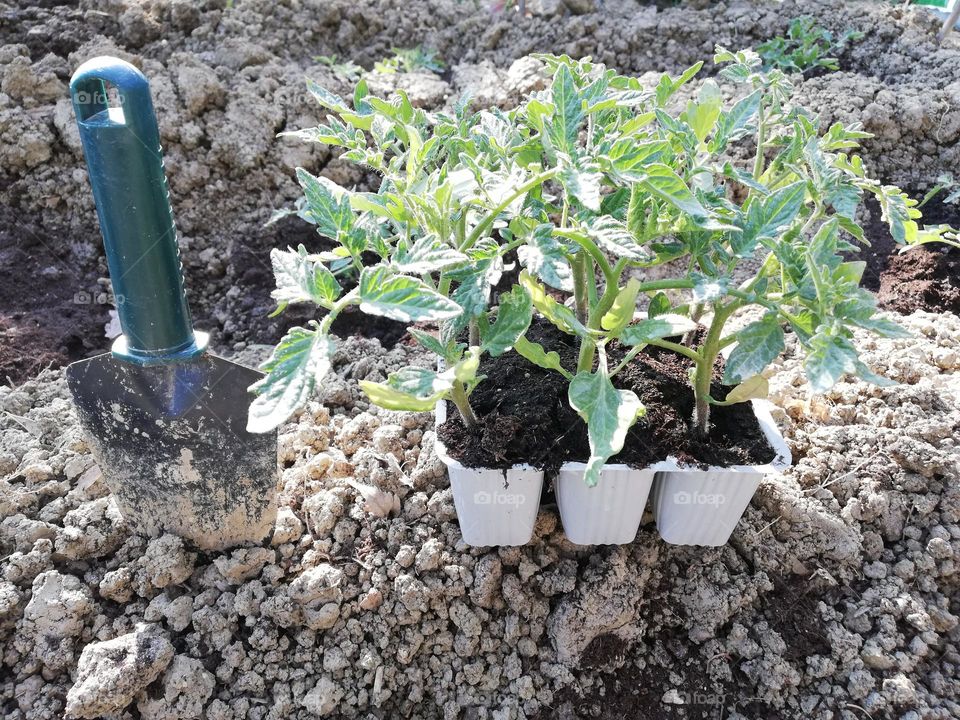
[
  {"x1": 4, "y1": 0, "x2": 960, "y2": 384},
  {"x1": 875, "y1": 197, "x2": 960, "y2": 316},
  {"x1": 0, "y1": 205, "x2": 110, "y2": 384},
  {"x1": 438, "y1": 319, "x2": 774, "y2": 472}
]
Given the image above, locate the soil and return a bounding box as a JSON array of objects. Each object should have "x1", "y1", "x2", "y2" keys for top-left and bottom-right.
[
  {"x1": 0, "y1": 205, "x2": 110, "y2": 385},
  {"x1": 872, "y1": 197, "x2": 960, "y2": 316},
  {"x1": 438, "y1": 318, "x2": 775, "y2": 472}
]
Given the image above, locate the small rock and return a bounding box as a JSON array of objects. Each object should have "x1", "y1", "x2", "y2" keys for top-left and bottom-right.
[
  {"x1": 137, "y1": 655, "x2": 215, "y2": 720},
  {"x1": 302, "y1": 676, "x2": 342, "y2": 716},
  {"x1": 66, "y1": 624, "x2": 174, "y2": 719}
]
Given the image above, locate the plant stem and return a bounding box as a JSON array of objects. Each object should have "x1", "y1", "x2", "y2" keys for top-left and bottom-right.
[
  {"x1": 460, "y1": 168, "x2": 559, "y2": 253},
  {"x1": 691, "y1": 306, "x2": 730, "y2": 439},
  {"x1": 572, "y1": 252, "x2": 590, "y2": 325},
  {"x1": 753, "y1": 102, "x2": 766, "y2": 182},
  {"x1": 449, "y1": 382, "x2": 478, "y2": 430},
  {"x1": 318, "y1": 288, "x2": 359, "y2": 334},
  {"x1": 469, "y1": 318, "x2": 480, "y2": 346}
]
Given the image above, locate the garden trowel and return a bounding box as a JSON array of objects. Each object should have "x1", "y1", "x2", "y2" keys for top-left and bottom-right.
[{"x1": 66, "y1": 57, "x2": 277, "y2": 550}]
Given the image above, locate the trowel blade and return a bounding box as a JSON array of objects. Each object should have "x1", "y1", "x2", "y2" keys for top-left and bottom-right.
[{"x1": 66, "y1": 352, "x2": 277, "y2": 550}]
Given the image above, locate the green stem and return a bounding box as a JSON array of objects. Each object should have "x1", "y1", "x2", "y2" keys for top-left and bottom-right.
[
  {"x1": 460, "y1": 168, "x2": 559, "y2": 253},
  {"x1": 692, "y1": 306, "x2": 730, "y2": 439},
  {"x1": 648, "y1": 339, "x2": 702, "y2": 364},
  {"x1": 318, "y1": 288, "x2": 360, "y2": 334},
  {"x1": 468, "y1": 318, "x2": 480, "y2": 347},
  {"x1": 753, "y1": 102, "x2": 766, "y2": 182},
  {"x1": 573, "y1": 252, "x2": 590, "y2": 326},
  {"x1": 449, "y1": 382, "x2": 478, "y2": 430}
]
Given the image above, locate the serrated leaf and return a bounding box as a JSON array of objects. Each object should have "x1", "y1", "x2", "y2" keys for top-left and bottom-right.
[
  {"x1": 408, "y1": 328, "x2": 450, "y2": 357},
  {"x1": 392, "y1": 235, "x2": 467, "y2": 274},
  {"x1": 359, "y1": 266, "x2": 462, "y2": 322},
  {"x1": 724, "y1": 374, "x2": 769, "y2": 404},
  {"x1": 619, "y1": 314, "x2": 697, "y2": 346},
  {"x1": 514, "y1": 336, "x2": 572, "y2": 380},
  {"x1": 568, "y1": 371, "x2": 645, "y2": 487},
  {"x1": 548, "y1": 64, "x2": 583, "y2": 154},
  {"x1": 450, "y1": 255, "x2": 503, "y2": 323},
  {"x1": 601, "y1": 279, "x2": 641, "y2": 335},
  {"x1": 248, "y1": 328, "x2": 333, "y2": 433},
  {"x1": 305, "y1": 78, "x2": 349, "y2": 113},
  {"x1": 270, "y1": 246, "x2": 341, "y2": 308},
  {"x1": 639, "y1": 163, "x2": 710, "y2": 221},
  {"x1": 482, "y1": 285, "x2": 532, "y2": 356},
  {"x1": 585, "y1": 217, "x2": 651, "y2": 261},
  {"x1": 724, "y1": 314, "x2": 785, "y2": 384},
  {"x1": 681, "y1": 79, "x2": 722, "y2": 142},
  {"x1": 559, "y1": 160, "x2": 602, "y2": 212},
  {"x1": 711, "y1": 89, "x2": 761, "y2": 152},
  {"x1": 296, "y1": 168, "x2": 353, "y2": 240},
  {"x1": 804, "y1": 332, "x2": 861, "y2": 393},
  {"x1": 647, "y1": 292, "x2": 671, "y2": 317},
  {"x1": 517, "y1": 225, "x2": 574, "y2": 292}
]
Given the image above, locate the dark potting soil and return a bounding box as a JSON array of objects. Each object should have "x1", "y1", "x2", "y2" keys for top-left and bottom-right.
[
  {"x1": 853, "y1": 195, "x2": 960, "y2": 316},
  {"x1": 0, "y1": 206, "x2": 111, "y2": 384},
  {"x1": 221, "y1": 214, "x2": 408, "y2": 349},
  {"x1": 437, "y1": 317, "x2": 776, "y2": 473}
]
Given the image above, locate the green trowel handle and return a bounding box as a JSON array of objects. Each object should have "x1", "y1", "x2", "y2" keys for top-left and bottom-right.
[{"x1": 70, "y1": 57, "x2": 206, "y2": 366}]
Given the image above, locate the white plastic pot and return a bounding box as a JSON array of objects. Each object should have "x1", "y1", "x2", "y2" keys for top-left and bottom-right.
[
  {"x1": 434, "y1": 402, "x2": 544, "y2": 546},
  {"x1": 651, "y1": 399, "x2": 792, "y2": 547},
  {"x1": 554, "y1": 463, "x2": 655, "y2": 545}
]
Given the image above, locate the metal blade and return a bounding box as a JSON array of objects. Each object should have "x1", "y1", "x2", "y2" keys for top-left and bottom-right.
[{"x1": 67, "y1": 353, "x2": 277, "y2": 550}]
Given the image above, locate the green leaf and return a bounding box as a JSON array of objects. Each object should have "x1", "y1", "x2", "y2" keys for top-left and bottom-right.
[
  {"x1": 619, "y1": 314, "x2": 697, "y2": 346},
  {"x1": 803, "y1": 332, "x2": 893, "y2": 392},
  {"x1": 647, "y1": 292, "x2": 671, "y2": 317},
  {"x1": 514, "y1": 336, "x2": 572, "y2": 380},
  {"x1": 517, "y1": 224, "x2": 574, "y2": 292},
  {"x1": 724, "y1": 314, "x2": 785, "y2": 384},
  {"x1": 450, "y1": 254, "x2": 502, "y2": 323},
  {"x1": 691, "y1": 273, "x2": 729, "y2": 303},
  {"x1": 296, "y1": 168, "x2": 353, "y2": 239},
  {"x1": 392, "y1": 234, "x2": 467, "y2": 274},
  {"x1": 481, "y1": 285, "x2": 533, "y2": 356},
  {"x1": 360, "y1": 367, "x2": 452, "y2": 412},
  {"x1": 559, "y1": 159, "x2": 602, "y2": 212},
  {"x1": 305, "y1": 78, "x2": 349, "y2": 113},
  {"x1": 711, "y1": 89, "x2": 761, "y2": 152},
  {"x1": 759, "y1": 181, "x2": 807, "y2": 238},
  {"x1": 681, "y1": 80, "x2": 722, "y2": 142},
  {"x1": 568, "y1": 371, "x2": 645, "y2": 487},
  {"x1": 723, "y1": 374, "x2": 769, "y2": 404},
  {"x1": 519, "y1": 270, "x2": 588, "y2": 337},
  {"x1": 359, "y1": 266, "x2": 462, "y2": 322},
  {"x1": 248, "y1": 328, "x2": 334, "y2": 433},
  {"x1": 409, "y1": 328, "x2": 450, "y2": 358},
  {"x1": 270, "y1": 246, "x2": 341, "y2": 308},
  {"x1": 548, "y1": 64, "x2": 583, "y2": 154},
  {"x1": 601, "y1": 279, "x2": 641, "y2": 335},
  {"x1": 584, "y1": 217, "x2": 651, "y2": 261},
  {"x1": 639, "y1": 163, "x2": 710, "y2": 221}
]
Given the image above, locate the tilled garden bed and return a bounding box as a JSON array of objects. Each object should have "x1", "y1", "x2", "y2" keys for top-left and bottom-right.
[{"x1": 2, "y1": 0, "x2": 960, "y2": 718}]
